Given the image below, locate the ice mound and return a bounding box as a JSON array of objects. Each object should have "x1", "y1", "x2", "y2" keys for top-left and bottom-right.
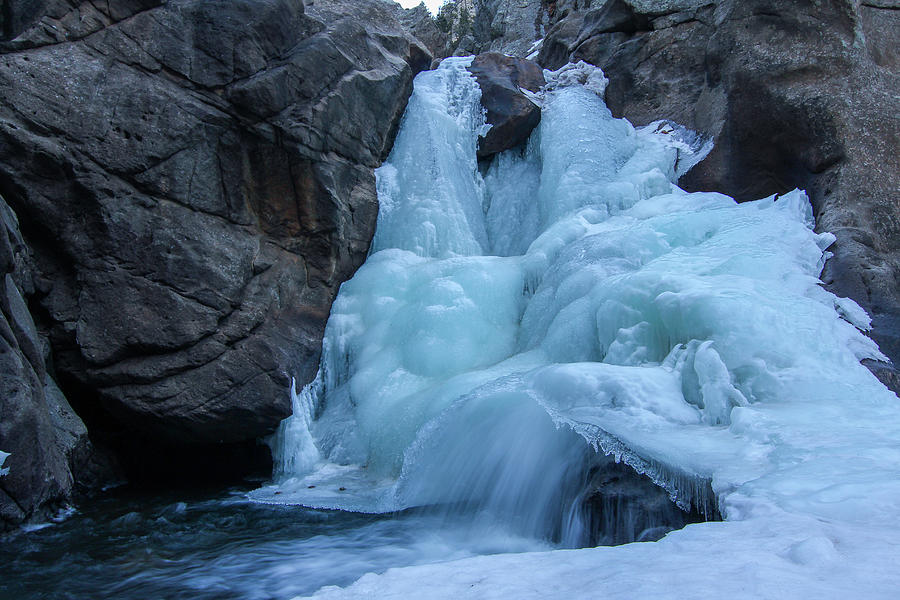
[{"x1": 253, "y1": 59, "x2": 900, "y2": 592}]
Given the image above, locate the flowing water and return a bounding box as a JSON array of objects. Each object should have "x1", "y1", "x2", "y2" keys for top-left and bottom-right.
[{"x1": 0, "y1": 486, "x2": 550, "y2": 599}]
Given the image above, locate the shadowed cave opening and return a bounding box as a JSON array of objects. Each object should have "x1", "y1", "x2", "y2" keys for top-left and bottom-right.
[
  {"x1": 48, "y1": 364, "x2": 273, "y2": 490},
  {"x1": 571, "y1": 458, "x2": 719, "y2": 547}
]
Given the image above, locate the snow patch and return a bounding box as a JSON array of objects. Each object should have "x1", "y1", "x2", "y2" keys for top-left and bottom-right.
[{"x1": 543, "y1": 61, "x2": 609, "y2": 98}]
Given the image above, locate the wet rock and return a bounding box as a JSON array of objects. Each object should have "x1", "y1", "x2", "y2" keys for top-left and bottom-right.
[
  {"x1": 577, "y1": 456, "x2": 717, "y2": 547},
  {"x1": 468, "y1": 52, "x2": 546, "y2": 158},
  {"x1": 0, "y1": 0, "x2": 429, "y2": 491},
  {"x1": 862, "y1": 360, "x2": 900, "y2": 397}
]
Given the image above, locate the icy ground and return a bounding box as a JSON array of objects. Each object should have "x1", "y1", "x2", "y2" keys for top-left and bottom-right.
[{"x1": 253, "y1": 58, "x2": 900, "y2": 598}]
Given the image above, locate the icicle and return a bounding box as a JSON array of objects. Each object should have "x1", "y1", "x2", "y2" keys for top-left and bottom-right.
[{"x1": 271, "y1": 374, "x2": 322, "y2": 481}]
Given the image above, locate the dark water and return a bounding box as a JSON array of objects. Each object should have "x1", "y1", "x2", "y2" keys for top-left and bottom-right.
[{"x1": 0, "y1": 486, "x2": 547, "y2": 600}]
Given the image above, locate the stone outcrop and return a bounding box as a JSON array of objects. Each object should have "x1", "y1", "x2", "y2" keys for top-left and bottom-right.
[
  {"x1": 0, "y1": 195, "x2": 100, "y2": 529},
  {"x1": 471, "y1": 0, "x2": 545, "y2": 58},
  {"x1": 0, "y1": 0, "x2": 429, "y2": 522},
  {"x1": 468, "y1": 52, "x2": 545, "y2": 157},
  {"x1": 469, "y1": 0, "x2": 608, "y2": 58},
  {"x1": 401, "y1": 0, "x2": 564, "y2": 60},
  {"x1": 396, "y1": 0, "x2": 478, "y2": 59},
  {"x1": 398, "y1": 2, "x2": 453, "y2": 60},
  {"x1": 537, "y1": 0, "x2": 900, "y2": 385}
]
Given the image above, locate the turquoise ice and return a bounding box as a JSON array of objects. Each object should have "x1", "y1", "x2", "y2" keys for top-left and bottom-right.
[{"x1": 254, "y1": 58, "x2": 900, "y2": 569}]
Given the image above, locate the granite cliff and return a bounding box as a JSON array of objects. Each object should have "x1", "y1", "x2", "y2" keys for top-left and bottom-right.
[{"x1": 0, "y1": 0, "x2": 429, "y2": 528}]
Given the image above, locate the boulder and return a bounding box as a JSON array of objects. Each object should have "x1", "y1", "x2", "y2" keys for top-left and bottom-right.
[
  {"x1": 539, "y1": 0, "x2": 900, "y2": 385},
  {"x1": 0, "y1": 195, "x2": 101, "y2": 530},
  {"x1": 0, "y1": 0, "x2": 430, "y2": 496},
  {"x1": 468, "y1": 52, "x2": 546, "y2": 158}
]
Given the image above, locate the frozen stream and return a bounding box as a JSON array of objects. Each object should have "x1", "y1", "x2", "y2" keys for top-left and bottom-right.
[
  {"x1": 5, "y1": 58, "x2": 899, "y2": 599},
  {"x1": 252, "y1": 57, "x2": 900, "y2": 597},
  {"x1": 252, "y1": 58, "x2": 735, "y2": 542}
]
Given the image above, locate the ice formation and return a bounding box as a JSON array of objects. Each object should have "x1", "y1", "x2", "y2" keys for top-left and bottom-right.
[
  {"x1": 253, "y1": 58, "x2": 900, "y2": 596},
  {"x1": 0, "y1": 450, "x2": 9, "y2": 477}
]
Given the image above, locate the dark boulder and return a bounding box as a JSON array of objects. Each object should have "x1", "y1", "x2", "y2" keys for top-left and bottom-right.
[
  {"x1": 468, "y1": 52, "x2": 546, "y2": 158},
  {"x1": 539, "y1": 0, "x2": 900, "y2": 383},
  {"x1": 0, "y1": 194, "x2": 103, "y2": 530},
  {"x1": 0, "y1": 0, "x2": 430, "y2": 515}
]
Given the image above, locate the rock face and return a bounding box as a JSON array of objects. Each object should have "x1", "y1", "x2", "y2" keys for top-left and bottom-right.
[
  {"x1": 471, "y1": 0, "x2": 545, "y2": 58},
  {"x1": 398, "y1": 2, "x2": 452, "y2": 60},
  {"x1": 402, "y1": 0, "x2": 558, "y2": 60},
  {"x1": 468, "y1": 52, "x2": 545, "y2": 158},
  {"x1": 537, "y1": 0, "x2": 900, "y2": 382},
  {"x1": 0, "y1": 195, "x2": 98, "y2": 529},
  {"x1": 470, "y1": 0, "x2": 610, "y2": 58},
  {"x1": 396, "y1": 0, "x2": 477, "y2": 59},
  {"x1": 0, "y1": 0, "x2": 429, "y2": 516}
]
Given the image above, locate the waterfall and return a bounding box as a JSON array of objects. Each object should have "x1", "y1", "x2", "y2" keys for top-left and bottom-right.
[{"x1": 251, "y1": 58, "x2": 889, "y2": 548}]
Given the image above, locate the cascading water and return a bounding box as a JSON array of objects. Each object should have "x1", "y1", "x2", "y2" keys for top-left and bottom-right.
[{"x1": 252, "y1": 57, "x2": 890, "y2": 553}]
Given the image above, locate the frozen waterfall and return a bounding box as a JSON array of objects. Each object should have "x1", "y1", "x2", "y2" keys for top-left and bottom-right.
[{"x1": 252, "y1": 58, "x2": 897, "y2": 552}]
